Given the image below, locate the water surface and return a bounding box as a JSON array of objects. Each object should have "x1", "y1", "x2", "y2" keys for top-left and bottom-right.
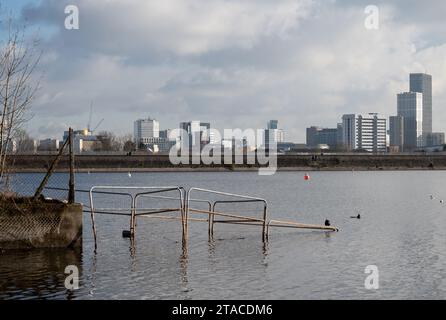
[{"x1": 1, "y1": 171, "x2": 446, "y2": 299}]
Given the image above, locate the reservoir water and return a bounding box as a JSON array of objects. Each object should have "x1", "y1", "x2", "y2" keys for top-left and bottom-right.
[{"x1": 1, "y1": 171, "x2": 446, "y2": 299}]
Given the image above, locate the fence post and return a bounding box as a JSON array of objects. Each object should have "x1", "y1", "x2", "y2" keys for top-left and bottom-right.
[{"x1": 68, "y1": 127, "x2": 75, "y2": 204}]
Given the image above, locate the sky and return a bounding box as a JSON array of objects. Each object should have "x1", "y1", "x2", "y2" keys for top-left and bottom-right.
[{"x1": 1, "y1": 0, "x2": 446, "y2": 142}]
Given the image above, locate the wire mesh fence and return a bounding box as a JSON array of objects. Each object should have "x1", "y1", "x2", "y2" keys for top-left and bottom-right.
[
  {"x1": 1, "y1": 128, "x2": 75, "y2": 202},
  {"x1": 0, "y1": 129, "x2": 78, "y2": 248},
  {"x1": 4, "y1": 172, "x2": 71, "y2": 201}
]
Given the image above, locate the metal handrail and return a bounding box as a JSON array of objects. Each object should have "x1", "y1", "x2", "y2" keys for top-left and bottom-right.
[
  {"x1": 186, "y1": 187, "x2": 268, "y2": 240},
  {"x1": 89, "y1": 186, "x2": 186, "y2": 251}
]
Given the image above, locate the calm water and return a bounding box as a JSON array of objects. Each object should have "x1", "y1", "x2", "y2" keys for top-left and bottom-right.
[{"x1": 1, "y1": 171, "x2": 446, "y2": 299}]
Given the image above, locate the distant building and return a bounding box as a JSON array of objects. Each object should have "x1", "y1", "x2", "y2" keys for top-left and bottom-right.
[
  {"x1": 63, "y1": 129, "x2": 96, "y2": 141},
  {"x1": 134, "y1": 118, "x2": 160, "y2": 149},
  {"x1": 15, "y1": 138, "x2": 38, "y2": 154},
  {"x1": 306, "y1": 126, "x2": 338, "y2": 149},
  {"x1": 75, "y1": 138, "x2": 97, "y2": 153},
  {"x1": 342, "y1": 113, "x2": 387, "y2": 153},
  {"x1": 264, "y1": 120, "x2": 284, "y2": 150},
  {"x1": 158, "y1": 129, "x2": 177, "y2": 153},
  {"x1": 397, "y1": 92, "x2": 423, "y2": 150},
  {"x1": 267, "y1": 120, "x2": 278, "y2": 130},
  {"x1": 290, "y1": 143, "x2": 311, "y2": 152},
  {"x1": 342, "y1": 114, "x2": 356, "y2": 151},
  {"x1": 410, "y1": 73, "x2": 432, "y2": 135},
  {"x1": 62, "y1": 129, "x2": 98, "y2": 153},
  {"x1": 277, "y1": 142, "x2": 298, "y2": 152},
  {"x1": 38, "y1": 139, "x2": 60, "y2": 152},
  {"x1": 159, "y1": 129, "x2": 172, "y2": 139},
  {"x1": 389, "y1": 115, "x2": 404, "y2": 152},
  {"x1": 336, "y1": 123, "x2": 344, "y2": 147},
  {"x1": 179, "y1": 121, "x2": 211, "y2": 152},
  {"x1": 425, "y1": 132, "x2": 445, "y2": 147}
]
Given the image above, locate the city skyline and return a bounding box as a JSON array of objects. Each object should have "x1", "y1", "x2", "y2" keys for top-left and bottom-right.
[
  {"x1": 2, "y1": 0, "x2": 446, "y2": 142},
  {"x1": 24, "y1": 70, "x2": 439, "y2": 146},
  {"x1": 15, "y1": 70, "x2": 440, "y2": 154}
]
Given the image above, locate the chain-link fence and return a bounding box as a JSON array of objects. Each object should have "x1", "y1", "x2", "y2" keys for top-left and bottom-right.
[
  {"x1": 1, "y1": 128, "x2": 75, "y2": 202},
  {"x1": 4, "y1": 172, "x2": 71, "y2": 201},
  {"x1": 0, "y1": 129, "x2": 80, "y2": 249}
]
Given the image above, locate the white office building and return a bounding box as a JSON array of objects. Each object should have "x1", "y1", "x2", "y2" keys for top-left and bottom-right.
[
  {"x1": 397, "y1": 92, "x2": 423, "y2": 150},
  {"x1": 134, "y1": 118, "x2": 160, "y2": 149},
  {"x1": 342, "y1": 113, "x2": 387, "y2": 153},
  {"x1": 38, "y1": 139, "x2": 60, "y2": 152}
]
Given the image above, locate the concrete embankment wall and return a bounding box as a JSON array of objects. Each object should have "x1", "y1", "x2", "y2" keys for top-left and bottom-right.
[
  {"x1": 6, "y1": 153, "x2": 446, "y2": 171},
  {"x1": 0, "y1": 199, "x2": 82, "y2": 250}
]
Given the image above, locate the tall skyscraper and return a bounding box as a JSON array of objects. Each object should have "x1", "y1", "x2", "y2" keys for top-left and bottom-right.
[
  {"x1": 264, "y1": 120, "x2": 284, "y2": 150},
  {"x1": 341, "y1": 113, "x2": 387, "y2": 153},
  {"x1": 389, "y1": 115, "x2": 404, "y2": 152},
  {"x1": 397, "y1": 92, "x2": 423, "y2": 150},
  {"x1": 267, "y1": 120, "x2": 278, "y2": 130},
  {"x1": 342, "y1": 114, "x2": 356, "y2": 151},
  {"x1": 410, "y1": 73, "x2": 432, "y2": 135}
]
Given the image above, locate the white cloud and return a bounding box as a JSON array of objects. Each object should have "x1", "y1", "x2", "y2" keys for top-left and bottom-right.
[{"x1": 13, "y1": 0, "x2": 446, "y2": 140}]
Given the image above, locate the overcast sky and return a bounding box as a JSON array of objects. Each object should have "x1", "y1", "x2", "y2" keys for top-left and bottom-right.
[{"x1": 2, "y1": 0, "x2": 446, "y2": 142}]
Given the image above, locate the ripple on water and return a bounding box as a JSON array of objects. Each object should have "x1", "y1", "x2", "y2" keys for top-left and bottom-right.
[{"x1": 2, "y1": 171, "x2": 446, "y2": 299}]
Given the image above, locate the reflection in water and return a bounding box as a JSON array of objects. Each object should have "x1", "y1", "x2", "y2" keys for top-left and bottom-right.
[
  {"x1": 262, "y1": 240, "x2": 269, "y2": 257},
  {"x1": 87, "y1": 252, "x2": 97, "y2": 298},
  {"x1": 0, "y1": 248, "x2": 82, "y2": 300},
  {"x1": 179, "y1": 241, "x2": 189, "y2": 290},
  {"x1": 4, "y1": 171, "x2": 446, "y2": 299},
  {"x1": 207, "y1": 237, "x2": 216, "y2": 256},
  {"x1": 129, "y1": 237, "x2": 136, "y2": 260}
]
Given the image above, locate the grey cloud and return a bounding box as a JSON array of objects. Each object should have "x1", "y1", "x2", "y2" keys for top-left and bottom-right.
[{"x1": 6, "y1": 0, "x2": 446, "y2": 141}]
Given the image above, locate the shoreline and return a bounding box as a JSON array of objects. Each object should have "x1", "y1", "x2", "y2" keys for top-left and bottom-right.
[
  {"x1": 7, "y1": 153, "x2": 446, "y2": 173},
  {"x1": 9, "y1": 166, "x2": 443, "y2": 173}
]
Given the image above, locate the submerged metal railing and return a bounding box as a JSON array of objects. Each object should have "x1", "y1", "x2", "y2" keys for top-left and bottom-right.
[
  {"x1": 88, "y1": 186, "x2": 185, "y2": 250},
  {"x1": 186, "y1": 187, "x2": 269, "y2": 240},
  {"x1": 72, "y1": 184, "x2": 339, "y2": 251}
]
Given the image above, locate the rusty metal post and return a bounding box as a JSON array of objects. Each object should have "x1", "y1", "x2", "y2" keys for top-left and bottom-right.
[
  {"x1": 130, "y1": 195, "x2": 136, "y2": 237},
  {"x1": 262, "y1": 204, "x2": 267, "y2": 242},
  {"x1": 68, "y1": 128, "x2": 75, "y2": 204}
]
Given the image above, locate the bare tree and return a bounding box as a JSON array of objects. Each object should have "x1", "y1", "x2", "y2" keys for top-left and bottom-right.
[
  {"x1": 93, "y1": 131, "x2": 121, "y2": 152},
  {"x1": 0, "y1": 14, "x2": 41, "y2": 183},
  {"x1": 117, "y1": 133, "x2": 134, "y2": 151},
  {"x1": 15, "y1": 128, "x2": 36, "y2": 153},
  {"x1": 123, "y1": 140, "x2": 136, "y2": 152}
]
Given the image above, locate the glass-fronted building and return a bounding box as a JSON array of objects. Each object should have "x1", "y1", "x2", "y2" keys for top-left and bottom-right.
[{"x1": 397, "y1": 92, "x2": 423, "y2": 150}]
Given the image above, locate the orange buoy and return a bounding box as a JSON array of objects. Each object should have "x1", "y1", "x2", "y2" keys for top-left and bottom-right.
[{"x1": 304, "y1": 173, "x2": 310, "y2": 181}]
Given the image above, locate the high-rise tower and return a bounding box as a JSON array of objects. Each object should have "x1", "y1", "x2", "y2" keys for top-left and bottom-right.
[{"x1": 410, "y1": 73, "x2": 432, "y2": 135}]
